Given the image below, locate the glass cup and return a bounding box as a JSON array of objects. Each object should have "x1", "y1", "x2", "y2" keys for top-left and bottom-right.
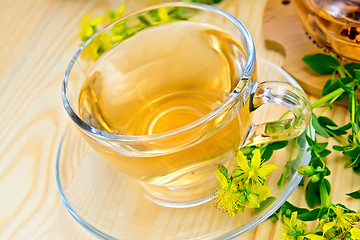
[{"x1": 62, "y1": 2, "x2": 312, "y2": 208}]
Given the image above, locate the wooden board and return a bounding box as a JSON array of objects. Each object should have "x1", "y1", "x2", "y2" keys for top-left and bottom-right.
[{"x1": 263, "y1": 0, "x2": 329, "y2": 98}]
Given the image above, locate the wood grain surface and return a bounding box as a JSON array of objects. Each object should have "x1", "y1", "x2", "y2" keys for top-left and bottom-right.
[
  {"x1": 263, "y1": 0, "x2": 329, "y2": 99},
  {"x1": 0, "y1": 0, "x2": 358, "y2": 239}
]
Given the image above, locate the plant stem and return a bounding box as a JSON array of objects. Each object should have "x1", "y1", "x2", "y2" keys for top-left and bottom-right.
[
  {"x1": 320, "y1": 180, "x2": 332, "y2": 208},
  {"x1": 328, "y1": 131, "x2": 348, "y2": 146},
  {"x1": 337, "y1": 65, "x2": 347, "y2": 78},
  {"x1": 311, "y1": 88, "x2": 345, "y2": 109}
]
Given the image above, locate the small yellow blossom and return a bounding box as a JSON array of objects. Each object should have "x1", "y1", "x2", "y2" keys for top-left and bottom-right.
[
  {"x1": 79, "y1": 5, "x2": 127, "y2": 60},
  {"x1": 234, "y1": 149, "x2": 279, "y2": 187},
  {"x1": 281, "y1": 212, "x2": 307, "y2": 240},
  {"x1": 79, "y1": 15, "x2": 105, "y2": 42},
  {"x1": 82, "y1": 33, "x2": 113, "y2": 60},
  {"x1": 214, "y1": 169, "x2": 242, "y2": 216},
  {"x1": 108, "y1": 5, "x2": 126, "y2": 21},
  {"x1": 158, "y1": 7, "x2": 169, "y2": 22},
  {"x1": 323, "y1": 206, "x2": 360, "y2": 239},
  {"x1": 335, "y1": 207, "x2": 360, "y2": 232}
]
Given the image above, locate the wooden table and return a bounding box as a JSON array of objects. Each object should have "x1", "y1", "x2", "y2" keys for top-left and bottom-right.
[{"x1": 1, "y1": 0, "x2": 358, "y2": 239}]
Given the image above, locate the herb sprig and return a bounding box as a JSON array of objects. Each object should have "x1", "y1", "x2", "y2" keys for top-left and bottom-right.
[{"x1": 219, "y1": 54, "x2": 360, "y2": 239}]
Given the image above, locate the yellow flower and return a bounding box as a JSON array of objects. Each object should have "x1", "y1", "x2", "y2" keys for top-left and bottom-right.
[
  {"x1": 243, "y1": 184, "x2": 271, "y2": 209},
  {"x1": 335, "y1": 207, "x2": 360, "y2": 232},
  {"x1": 157, "y1": 7, "x2": 169, "y2": 22},
  {"x1": 234, "y1": 149, "x2": 279, "y2": 187},
  {"x1": 82, "y1": 33, "x2": 113, "y2": 60},
  {"x1": 351, "y1": 228, "x2": 360, "y2": 240},
  {"x1": 79, "y1": 15, "x2": 105, "y2": 42},
  {"x1": 323, "y1": 206, "x2": 360, "y2": 239},
  {"x1": 214, "y1": 169, "x2": 242, "y2": 216},
  {"x1": 281, "y1": 212, "x2": 307, "y2": 240},
  {"x1": 108, "y1": 5, "x2": 126, "y2": 22}
]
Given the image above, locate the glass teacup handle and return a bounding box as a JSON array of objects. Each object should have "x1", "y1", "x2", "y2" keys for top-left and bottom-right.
[{"x1": 247, "y1": 80, "x2": 312, "y2": 146}]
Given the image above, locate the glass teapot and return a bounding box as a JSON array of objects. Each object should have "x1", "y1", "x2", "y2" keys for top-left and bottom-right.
[{"x1": 294, "y1": 0, "x2": 360, "y2": 62}]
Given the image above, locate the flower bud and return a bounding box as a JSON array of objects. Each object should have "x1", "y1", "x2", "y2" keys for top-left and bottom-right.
[
  {"x1": 297, "y1": 165, "x2": 315, "y2": 176},
  {"x1": 285, "y1": 209, "x2": 292, "y2": 217},
  {"x1": 239, "y1": 195, "x2": 246, "y2": 205},
  {"x1": 311, "y1": 174, "x2": 320, "y2": 183}
]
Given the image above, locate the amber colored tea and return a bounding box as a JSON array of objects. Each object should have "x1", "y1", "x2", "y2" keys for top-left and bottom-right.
[{"x1": 78, "y1": 21, "x2": 251, "y2": 188}]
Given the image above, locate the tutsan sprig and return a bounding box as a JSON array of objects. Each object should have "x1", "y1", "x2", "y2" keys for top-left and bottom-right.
[{"x1": 267, "y1": 53, "x2": 360, "y2": 240}]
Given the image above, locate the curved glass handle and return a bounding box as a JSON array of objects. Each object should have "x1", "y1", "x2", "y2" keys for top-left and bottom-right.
[{"x1": 246, "y1": 81, "x2": 312, "y2": 146}]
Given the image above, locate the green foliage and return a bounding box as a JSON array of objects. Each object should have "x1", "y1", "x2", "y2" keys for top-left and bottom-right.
[
  {"x1": 346, "y1": 190, "x2": 360, "y2": 199},
  {"x1": 271, "y1": 53, "x2": 360, "y2": 239},
  {"x1": 302, "y1": 54, "x2": 340, "y2": 75}
]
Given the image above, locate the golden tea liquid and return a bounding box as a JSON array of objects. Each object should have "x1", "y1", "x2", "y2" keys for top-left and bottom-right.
[{"x1": 78, "y1": 21, "x2": 251, "y2": 188}]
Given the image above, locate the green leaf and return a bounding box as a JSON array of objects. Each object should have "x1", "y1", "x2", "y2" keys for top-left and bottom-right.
[
  {"x1": 261, "y1": 141, "x2": 288, "y2": 162},
  {"x1": 303, "y1": 54, "x2": 340, "y2": 75},
  {"x1": 137, "y1": 16, "x2": 151, "y2": 26},
  {"x1": 317, "y1": 207, "x2": 328, "y2": 219},
  {"x1": 240, "y1": 146, "x2": 254, "y2": 156},
  {"x1": 305, "y1": 181, "x2": 322, "y2": 208},
  {"x1": 277, "y1": 172, "x2": 286, "y2": 187},
  {"x1": 318, "y1": 116, "x2": 350, "y2": 136},
  {"x1": 335, "y1": 203, "x2": 355, "y2": 213},
  {"x1": 254, "y1": 196, "x2": 277, "y2": 214},
  {"x1": 297, "y1": 133, "x2": 307, "y2": 148},
  {"x1": 318, "y1": 149, "x2": 331, "y2": 158},
  {"x1": 344, "y1": 147, "x2": 360, "y2": 159},
  {"x1": 298, "y1": 208, "x2": 321, "y2": 221},
  {"x1": 217, "y1": 164, "x2": 228, "y2": 178},
  {"x1": 355, "y1": 69, "x2": 360, "y2": 79},
  {"x1": 281, "y1": 201, "x2": 309, "y2": 215},
  {"x1": 322, "y1": 77, "x2": 354, "y2": 98},
  {"x1": 322, "y1": 79, "x2": 334, "y2": 96},
  {"x1": 333, "y1": 145, "x2": 346, "y2": 151},
  {"x1": 313, "y1": 142, "x2": 329, "y2": 153},
  {"x1": 344, "y1": 62, "x2": 360, "y2": 77},
  {"x1": 312, "y1": 114, "x2": 330, "y2": 138},
  {"x1": 337, "y1": 78, "x2": 354, "y2": 93},
  {"x1": 326, "y1": 122, "x2": 352, "y2": 132},
  {"x1": 268, "y1": 141, "x2": 289, "y2": 150},
  {"x1": 346, "y1": 153, "x2": 360, "y2": 168},
  {"x1": 346, "y1": 190, "x2": 360, "y2": 199},
  {"x1": 324, "y1": 178, "x2": 331, "y2": 194},
  {"x1": 261, "y1": 147, "x2": 274, "y2": 162}
]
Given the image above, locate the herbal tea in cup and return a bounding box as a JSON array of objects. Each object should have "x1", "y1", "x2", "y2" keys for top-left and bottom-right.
[{"x1": 62, "y1": 3, "x2": 311, "y2": 207}]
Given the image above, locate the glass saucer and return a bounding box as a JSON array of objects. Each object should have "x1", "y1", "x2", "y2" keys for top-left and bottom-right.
[{"x1": 56, "y1": 58, "x2": 312, "y2": 240}]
